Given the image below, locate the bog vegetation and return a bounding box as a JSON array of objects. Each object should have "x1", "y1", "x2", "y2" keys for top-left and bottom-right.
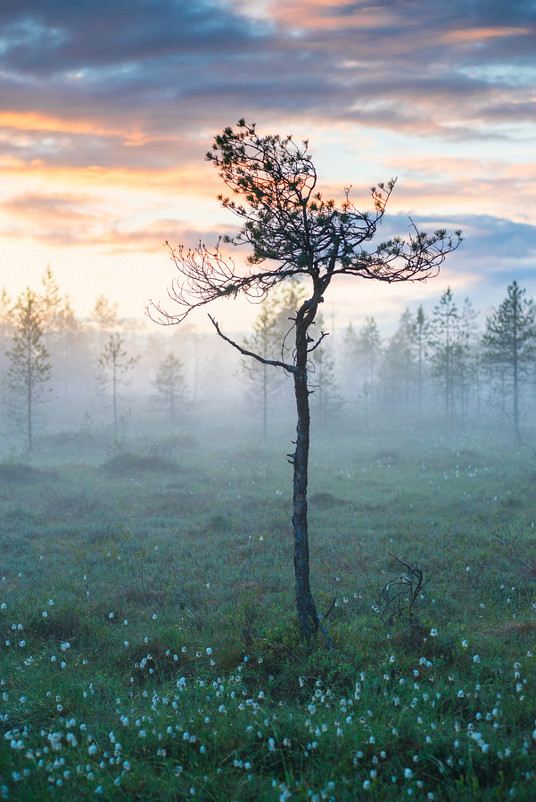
[
  {"x1": 1, "y1": 416, "x2": 536, "y2": 801},
  {"x1": 1, "y1": 265, "x2": 536, "y2": 799}
]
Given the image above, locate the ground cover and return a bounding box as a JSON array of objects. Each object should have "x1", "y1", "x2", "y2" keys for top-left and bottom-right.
[{"x1": 1, "y1": 418, "x2": 535, "y2": 800}]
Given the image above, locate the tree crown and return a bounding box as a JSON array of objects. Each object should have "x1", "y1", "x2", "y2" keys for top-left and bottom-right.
[{"x1": 149, "y1": 120, "x2": 462, "y2": 326}]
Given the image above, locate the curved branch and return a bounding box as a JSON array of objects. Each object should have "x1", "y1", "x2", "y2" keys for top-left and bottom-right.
[
  {"x1": 330, "y1": 223, "x2": 463, "y2": 284},
  {"x1": 146, "y1": 241, "x2": 296, "y2": 325},
  {"x1": 307, "y1": 330, "x2": 329, "y2": 353},
  {"x1": 208, "y1": 315, "x2": 296, "y2": 373}
]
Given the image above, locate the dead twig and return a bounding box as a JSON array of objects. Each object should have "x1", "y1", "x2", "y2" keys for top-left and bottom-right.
[{"x1": 379, "y1": 555, "x2": 428, "y2": 625}]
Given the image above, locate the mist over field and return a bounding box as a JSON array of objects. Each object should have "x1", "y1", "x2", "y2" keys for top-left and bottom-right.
[{"x1": 1, "y1": 270, "x2": 536, "y2": 800}]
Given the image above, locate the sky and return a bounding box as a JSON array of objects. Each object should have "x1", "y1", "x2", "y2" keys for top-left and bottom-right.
[{"x1": 0, "y1": 0, "x2": 535, "y2": 333}]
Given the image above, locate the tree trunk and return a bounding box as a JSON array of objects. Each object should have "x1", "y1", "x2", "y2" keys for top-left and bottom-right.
[
  {"x1": 513, "y1": 298, "x2": 520, "y2": 440},
  {"x1": 112, "y1": 361, "x2": 118, "y2": 438},
  {"x1": 27, "y1": 342, "x2": 33, "y2": 452},
  {"x1": 292, "y1": 312, "x2": 319, "y2": 640},
  {"x1": 28, "y1": 372, "x2": 33, "y2": 453},
  {"x1": 262, "y1": 361, "x2": 268, "y2": 439}
]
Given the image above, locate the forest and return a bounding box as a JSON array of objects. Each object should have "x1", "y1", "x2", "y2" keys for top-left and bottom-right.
[
  {"x1": 1, "y1": 264, "x2": 536, "y2": 800},
  {"x1": 2, "y1": 266, "x2": 535, "y2": 454}
]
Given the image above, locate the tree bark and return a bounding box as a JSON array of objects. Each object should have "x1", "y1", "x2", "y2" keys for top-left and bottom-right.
[
  {"x1": 512, "y1": 296, "x2": 520, "y2": 440},
  {"x1": 27, "y1": 340, "x2": 33, "y2": 452},
  {"x1": 292, "y1": 308, "x2": 319, "y2": 639},
  {"x1": 112, "y1": 360, "x2": 118, "y2": 439},
  {"x1": 262, "y1": 361, "x2": 268, "y2": 439}
]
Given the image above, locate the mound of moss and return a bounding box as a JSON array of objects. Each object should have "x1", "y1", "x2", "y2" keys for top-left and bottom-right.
[
  {"x1": 99, "y1": 453, "x2": 183, "y2": 476},
  {"x1": 0, "y1": 463, "x2": 57, "y2": 483}
]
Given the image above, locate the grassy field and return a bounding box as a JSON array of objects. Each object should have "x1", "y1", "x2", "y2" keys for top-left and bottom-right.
[{"x1": 1, "y1": 415, "x2": 536, "y2": 800}]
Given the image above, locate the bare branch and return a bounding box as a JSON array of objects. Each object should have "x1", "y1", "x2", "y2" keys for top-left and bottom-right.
[
  {"x1": 379, "y1": 555, "x2": 429, "y2": 625},
  {"x1": 322, "y1": 597, "x2": 337, "y2": 621},
  {"x1": 208, "y1": 315, "x2": 296, "y2": 373},
  {"x1": 146, "y1": 241, "x2": 296, "y2": 325},
  {"x1": 307, "y1": 330, "x2": 329, "y2": 354}
]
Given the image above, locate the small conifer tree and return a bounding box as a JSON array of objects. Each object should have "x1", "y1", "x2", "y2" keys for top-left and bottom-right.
[
  {"x1": 96, "y1": 333, "x2": 139, "y2": 439},
  {"x1": 152, "y1": 352, "x2": 186, "y2": 421},
  {"x1": 482, "y1": 281, "x2": 536, "y2": 438},
  {"x1": 6, "y1": 289, "x2": 52, "y2": 451}
]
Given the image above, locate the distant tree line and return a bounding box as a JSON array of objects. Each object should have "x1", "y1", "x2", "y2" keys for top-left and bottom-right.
[
  {"x1": 243, "y1": 281, "x2": 536, "y2": 441},
  {"x1": 0, "y1": 268, "x2": 189, "y2": 450},
  {"x1": 1, "y1": 268, "x2": 535, "y2": 451}
]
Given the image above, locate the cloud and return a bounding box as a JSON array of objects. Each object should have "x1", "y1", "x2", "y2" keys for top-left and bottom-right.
[
  {"x1": 0, "y1": 189, "x2": 225, "y2": 252},
  {"x1": 327, "y1": 208, "x2": 536, "y2": 329},
  {"x1": 102, "y1": 222, "x2": 226, "y2": 254},
  {"x1": 0, "y1": 0, "x2": 264, "y2": 76},
  {"x1": 1, "y1": 0, "x2": 535, "y2": 322},
  {"x1": 0, "y1": 0, "x2": 534, "y2": 173},
  {"x1": 0, "y1": 124, "x2": 208, "y2": 171},
  {"x1": 1, "y1": 191, "x2": 104, "y2": 246},
  {"x1": 376, "y1": 211, "x2": 536, "y2": 265}
]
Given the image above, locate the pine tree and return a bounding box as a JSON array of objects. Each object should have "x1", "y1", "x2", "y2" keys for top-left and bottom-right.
[
  {"x1": 0, "y1": 288, "x2": 14, "y2": 374},
  {"x1": 92, "y1": 295, "x2": 119, "y2": 330},
  {"x1": 430, "y1": 289, "x2": 481, "y2": 422},
  {"x1": 5, "y1": 289, "x2": 52, "y2": 451},
  {"x1": 482, "y1": 281, "x2": 536, "y2": 438},
  {"x1": 414, "y1": 304, "x2": 431, "y2": 413},
  {"x1": 96, "y1": 333, "x2": 139, "y2": 439},
  {"x1": 37, "y1": 266, "x2": 77, "y2": 334},
  {"x1": 152, "y1": 353, "x2": 186, "y2": 421},
  {"x1": 36, "y1": 267, "x2": 81, "y2": 398},
  {"x1": 457, "y1": 297, "x2": 479, "y2": 421},
  {"x1": 92, "y1": 295, "x2": 120, "y2": 351},
  {"x1": 38, "y1": 266, "x2": 63, "y2": 332},
  {"x1": 151, "y1": 119, "x2": 461, "y2": 639},
  {"x1": 242, "y1": 302, "x2": 282, "y2": 437},
  {"x1": 429, "y1": 287, "x2": 459, "y2": 421},
  {"x1": 379, "y1": 308, "x2": 416, "y2": 412},
  {"x1": 344, "y1": 317, "x2": 382, "y2": 413},
  {"x1": 309, "y1": 315, "x2": 343, "y2": 424},
  {"x1": 0, "y1": 288, "x2": 13, "y2": 338},
  {"x1": 357, "y1": 317, "x2": 382, "y2": 386},
  {"x1": 242, "y1": 284, "x2": 306, "y2": 436}
]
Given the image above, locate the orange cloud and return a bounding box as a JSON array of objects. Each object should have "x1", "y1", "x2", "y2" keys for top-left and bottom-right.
[
  {"x1": 0, "y1": 159, "x2": 219, "y2": 198},
  {"x1": 231, "y1": 0, "x2": 393, "y2": 33},
  {"x1": 443, "y1": 26, "x2": 531, "y2": 43},
  {"x1": 0, "y1": 183, "x2": 229, "y2": 254},
  {"x1": 377, "y1": 152, "x2": 536, "y2": 222},
  {"x1": 0, "y1": 112, "x2": 191, "y2": 152},
  {"x1": 0, "y1": 111, "x2": 128, "y2": 139},
  {"x1": 270, "y1": 0, "x2": 390, "y2": 29}
]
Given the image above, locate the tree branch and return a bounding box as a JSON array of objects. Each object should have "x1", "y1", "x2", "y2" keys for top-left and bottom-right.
[
  {"x1": 307, "y1": 330, "x2": 329, "y2": 354},
  {"x1": 208, "y1": 315, "x2": 296, "y2": 373},
  {"x1": 146, "y1": 241, "x2": 301, "y2": 326}
]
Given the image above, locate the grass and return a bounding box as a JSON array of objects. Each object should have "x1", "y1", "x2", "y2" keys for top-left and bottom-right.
[{"x1": 1, "y1": 414, "x2": 536, "y2": 799}]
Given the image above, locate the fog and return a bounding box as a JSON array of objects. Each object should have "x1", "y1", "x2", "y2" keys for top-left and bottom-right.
[
  {"x1": 1, "y1": 286, "x2": 535, "y2": 462},
  {"x1": 3, "y1": 277, "x2": 536, "y2": 800}
]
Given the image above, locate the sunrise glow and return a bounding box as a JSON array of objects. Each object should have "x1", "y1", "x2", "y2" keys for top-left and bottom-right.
[{"x1": 0, "y1": 0, "x2": 535, "y2": 330}]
